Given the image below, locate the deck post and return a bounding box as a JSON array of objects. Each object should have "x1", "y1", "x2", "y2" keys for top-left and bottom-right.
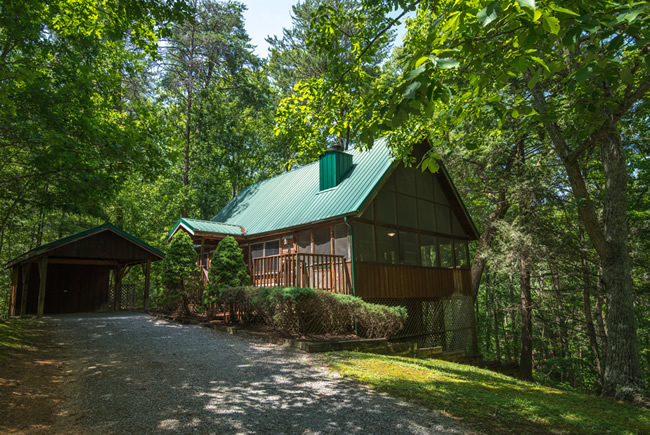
[
  {"x1": 143, "y1": 260, "x2": 151, "y2": 311},
  {"x1": 20, "y1": 263, "x2": 30, "y2": 317},
  {"x1": 37, "y1": 256, "x2": 48, "y2": 318}
]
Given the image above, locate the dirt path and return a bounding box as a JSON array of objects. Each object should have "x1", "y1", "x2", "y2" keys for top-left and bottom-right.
[{"x1": 1, "y1": 313, "x2": 466, "y2": 434}]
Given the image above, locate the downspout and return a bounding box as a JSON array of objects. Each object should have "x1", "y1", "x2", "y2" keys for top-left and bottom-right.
[
  {"x1": 344, "y1": 216, "x2": 358, "y2": 336},
  {"x1": 343, "y1": 216, "x2": 356, "y2": 297}
]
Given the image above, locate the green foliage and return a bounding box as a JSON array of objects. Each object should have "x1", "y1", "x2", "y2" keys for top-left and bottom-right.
[
  {"x1": 158, "y1": 232, "x2": 198, "y2": 312},
  {"x1": 203, "y1": 236, "x2": 249, "y2": 309},
  {"x1": 213, "y1": 286, "x2": 407, "y2": 338},
  {"x1": 328, "y1": 352, "x2": 650, "y2": 434},
  {"x1": 271, "y1": 0, "x2": 396, "y2": 160}
]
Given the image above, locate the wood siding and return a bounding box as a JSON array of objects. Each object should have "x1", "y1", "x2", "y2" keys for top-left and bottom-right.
[
  {"x1": 49, "y1": 231, "x2": 160, "y2": 262},
  {"x1": 354, "y1": 262, "x2": 471, "y2": 299}
]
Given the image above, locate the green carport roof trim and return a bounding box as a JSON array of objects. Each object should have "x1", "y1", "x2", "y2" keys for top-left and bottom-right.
[
  {"x1": 166, "y1": 218, "x2": 245, "y2": 241},
  {"x1": 5, "y1": 223, "x2": 165, "y2": 269}
]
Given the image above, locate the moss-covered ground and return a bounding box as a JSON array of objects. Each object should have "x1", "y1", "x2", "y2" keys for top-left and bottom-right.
[{"x1": 327, "y1": 352, "x2": 649, "y2": 434}]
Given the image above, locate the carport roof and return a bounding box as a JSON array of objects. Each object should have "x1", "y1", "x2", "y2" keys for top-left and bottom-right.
[{"x1": 5, "y1": 223, "x2": 165, "y2": 268}]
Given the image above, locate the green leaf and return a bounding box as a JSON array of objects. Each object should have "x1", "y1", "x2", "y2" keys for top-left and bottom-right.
[
  {"x1": 516, "y1": 0, "x2": 536, "y2": 10},
  {"x1": 527, "y1": 70, "x2": 541, "y2": 89},
  {"x1": 477, "y1": 1, "x2": 500, "y2": 27},
  {"x1": 529, "y1": 56, "x2": 550, "y2": 72},
  {"x1": 511, "y1": 109, "x2": 520, "y2": 118},
  {"x1": 575, "y1": 66, "x2": 591, "y2": 84},
  {"x1": 415, "y1": 56, "x2": 429, "y2": 68},
  {"x1": 404, "y1": 81, "x2": 422, "y2": 99},
  {"x1": 437, "y1": 58, "x2": 460, "y2": 69},
  {"x1": 549, "y1": 5, "x2": 579, "y2": 16},
  {"x1": 407, "y1": 64, "x2": 427, "y2": 80},
  {"x1": 542, "y1": 14, "x2": 560, "y2": 35}
]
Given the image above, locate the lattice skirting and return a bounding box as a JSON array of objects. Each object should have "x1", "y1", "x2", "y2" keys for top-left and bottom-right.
[
  {"x1": 365, "y1": 296, "x2": 476, "y2": 353},
  {"x1": 108, "y1": 283, "x2": 138, "y2": 310}
]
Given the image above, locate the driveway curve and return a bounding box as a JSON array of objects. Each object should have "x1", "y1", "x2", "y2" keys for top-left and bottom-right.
[{"x1": 46, "y1": 312, "x2": 464, "y2": 434}]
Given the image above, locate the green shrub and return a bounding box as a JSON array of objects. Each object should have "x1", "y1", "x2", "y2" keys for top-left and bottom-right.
[
  {"x1": 158, "y1": 232, "x2": 199, "y2": 314},
  {"x1": 203, "y1": 236, "x2": 249, "y2": 316},
  {"x1": 212, "y1": 286, "x2": 407, "y2": 338}
]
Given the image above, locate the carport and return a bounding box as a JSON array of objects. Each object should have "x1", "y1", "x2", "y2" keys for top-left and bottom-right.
[{"x1": 6, "y1": 223, "x2": 164, "y2": 317}]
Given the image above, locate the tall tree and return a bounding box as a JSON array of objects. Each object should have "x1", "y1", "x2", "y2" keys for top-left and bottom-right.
[{"x1": 302, "y1": 0, "x2": 648, "y2": 401}]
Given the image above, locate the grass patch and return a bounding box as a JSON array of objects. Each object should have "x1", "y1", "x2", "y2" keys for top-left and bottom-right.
[
  {"x1": 327, "y1": 352, "x2": 650, "y2": 434},
  {"x1": 0, "y1": 319, "x2": 40, "y2": 357}
]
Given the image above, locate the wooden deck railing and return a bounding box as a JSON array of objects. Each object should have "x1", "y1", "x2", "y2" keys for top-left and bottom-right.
[{"x1": 250, "y1": 253, "x2": 351, "y2": 294}]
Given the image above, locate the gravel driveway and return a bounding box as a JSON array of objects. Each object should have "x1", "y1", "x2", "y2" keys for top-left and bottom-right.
[{"x1": 46, "y1": 312, "x2": 465, "y2": 434}]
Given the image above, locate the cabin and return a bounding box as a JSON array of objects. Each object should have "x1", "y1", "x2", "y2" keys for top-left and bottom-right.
[
  {"x1": 6, "y1": 223, "x2": 164, "y2": 317},
  {"x1": 167, "y1": 139, "x2": 479, "y2": 351}
]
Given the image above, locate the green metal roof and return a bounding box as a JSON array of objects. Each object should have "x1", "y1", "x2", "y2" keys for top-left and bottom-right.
[
  {"x1": 5, "y1": 223, "x2": 165, "y2": 268},
  {"x1": 211, "y1": 138, "x2": 396, "y2": 235},
  {"x1": 167, "y1": 137, "x2": 479, "y2": 241},
  {"x1": 167, "y1": 218, "x2": 244, "y2": 240}
]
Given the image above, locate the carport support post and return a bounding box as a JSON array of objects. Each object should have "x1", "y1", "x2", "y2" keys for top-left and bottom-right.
[
  {"x1": 113, "y1": 266, "x2": 124, "y2": 311},
  {"x1": 143, "y1": 260, "x2": 151, "y2": 311},
  {"x1": 37, "y1": 256, "x2": 48, "y2": 318},
  {"x1": 20, "y1": 263, "x2": 30, "y2": 317},
  {"x1": 10, "y1": 267, "x2": 18, "y2": 316}
]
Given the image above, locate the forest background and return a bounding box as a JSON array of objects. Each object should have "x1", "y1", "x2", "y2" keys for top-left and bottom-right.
[{"x1": 0, "y1": 0, "x2": 648, "y2": 401}]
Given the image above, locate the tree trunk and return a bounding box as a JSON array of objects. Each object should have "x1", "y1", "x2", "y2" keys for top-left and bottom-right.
[
  {"x1": 580, "y1": 229, "x2": 603, "y2": 385},
  {"x1": 519, "y1": 256, "x2": 533, "y2": 381},
  {"x1": 598, "y1": 132, "x2": 644, "y2": 401},
  {"x1": 552, "y1": 269, "x2": 573, "y2": 386},
  {"x1": 471, "y1": 191, "x2": 510, "y2": 299},
  {"x1": 488, "y1": 272, "x2": 501, "y2": 361}
]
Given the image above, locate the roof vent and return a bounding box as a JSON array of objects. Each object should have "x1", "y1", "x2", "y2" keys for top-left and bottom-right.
[{"x1": 319, "y1": 149, "x2": 353, "y2": 190}]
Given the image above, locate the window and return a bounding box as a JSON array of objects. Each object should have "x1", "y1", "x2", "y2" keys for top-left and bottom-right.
[
  {"x1": 439, "y1": 237, "x2": 454, "y2": 268},
  {"x1": 420, "y1": 234, "x2": 438, "y2": 267},
  {"x1": 251, "y1": 243, "x2": 264, "y2": 259},
  {"x1": 313, "y1": 228, "x2": 331, "y2": 255},
  {"x1": 353, "y1": 222, "x2": 375, "y2": 262},
  {"x1": 376, "y1": 226, "x2": 398, "y2": 264},
  {"x1": 375, "y1": 190, "x2": 396, "y2": 225},
  {"x1": 298, "y1": 231, "x2": 311, "y2": 253},
  {"x1": 399, "y1": 231, "x2": 420, "y2": 265},
  {"x1": 333, "y1": 224, "x2": 349, "y2": 259}
]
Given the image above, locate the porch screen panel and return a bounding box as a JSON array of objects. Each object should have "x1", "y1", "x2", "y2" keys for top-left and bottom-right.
[
  {"x1": 333, "y1": 224, "x2": 349, "y2": 259},
  {"x1": 375, "y1": 190, "x2": 396, "y2": 225},
  {"x1": 417, "y1": 199, "x2": 435, "y2": 232},
  {"x1": 399, "y1": 231, "x2": 420, "y2": 265},
  {"x1": 433, "y1": 177, "x2": 448, "y2": 205},
  {"x1": 313, "y1": 228, "x2": 331, "y2": 255},
  {"x1": 439, "y1": 237, "x2": 454, "y2": 268},
  {"x1": 298, "y1": 230, "x2": 312, "y2": 253},
  {"x1": 435, "y1": 204, "x2": 451, "y2": 234},
  {"x1": 415, "y1": 167, "x2": 434, "y2": 201},
  {"x1": 420, "y1": 234, "x2": 438, "y2": 267},
  {"x1": 352, "y1": 222, "x2": 375, "y2": 262},
  {"x1": 455, "y1": 240, "x2": 470, "y2": 268},
  {"x1": 397, "y1": 194, "x2": 417, "y2": 229},
  {"x1": 376, "y1": 226, "x2": 398, "y2": 264},
  {"x1": 395, "y1": 164, "x2": 416, "y2": 195},
  {"x1": 265, "y1": 241, "x2": 280, "y2": 256}
]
